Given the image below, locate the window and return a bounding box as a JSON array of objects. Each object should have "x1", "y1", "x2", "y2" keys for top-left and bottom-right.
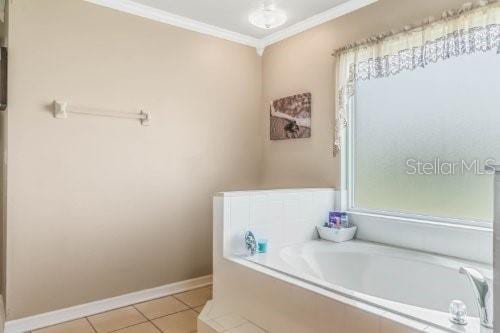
[{"x1": 349, "y1": 51, "x2": 499, "y2": 225}]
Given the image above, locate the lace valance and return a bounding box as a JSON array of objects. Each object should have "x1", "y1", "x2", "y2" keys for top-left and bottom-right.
[{"x1": 333, "y1": 1, "x2": 500, "y2": 154}]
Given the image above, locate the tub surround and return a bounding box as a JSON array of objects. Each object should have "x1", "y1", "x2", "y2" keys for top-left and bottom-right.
[
  {"x1": 224, "y1": 188, "x2": 335, "y2": 257},
  {"x1": 222, "y1": 187, "x2": 491, "y2": 264},
  {"x1": 209, "y1": 189, "x2": 492, "y2": 333},
  {"x1": 351, "y1": 212, "x2": 492, "y2": 264}
]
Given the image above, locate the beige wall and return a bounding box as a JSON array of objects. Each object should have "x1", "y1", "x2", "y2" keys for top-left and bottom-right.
[
  {"x1": 5, "y1": 0, "x2": 262, "y2": 319},
  {"x1": 261, "y1": 0, "x2": 462, "y2": 189}
]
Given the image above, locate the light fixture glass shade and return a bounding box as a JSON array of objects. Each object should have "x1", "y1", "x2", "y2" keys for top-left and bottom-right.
[{"x1": 249, "y1": 6, "x2": 287, "y2": 30}]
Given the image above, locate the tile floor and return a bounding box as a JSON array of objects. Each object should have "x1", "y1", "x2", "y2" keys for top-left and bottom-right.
[{"x1": 31, "y1": 285, "x2": 212, "y2": 333}]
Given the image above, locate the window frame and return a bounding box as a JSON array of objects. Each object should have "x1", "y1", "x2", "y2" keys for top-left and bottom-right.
[{"x1": 340, "y1": 81, "x2": 493, "y2": 230}]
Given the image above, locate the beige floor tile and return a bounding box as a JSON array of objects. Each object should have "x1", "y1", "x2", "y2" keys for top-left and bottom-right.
[
  {"x1": 174, "y1": 287, "x2": 212, "y2": 307},
  {"x1": 135, "y1": 296, "x2": 189, "y2": 320},
  {"x1": 152, "y1": 309, "x2": 198, "y2": 333},
  {"x1": 33, "y1": 318, "x2": 95, "y2": 333},
  {"x1": 88, "y1": 306, "x2": 147, "y2": 332},
  {"x1": 114, "y1": 322, "x2": 161, "y2": 333},
  {"x1": 193, "y1": 305, "x2": 205, "y2": 313}
]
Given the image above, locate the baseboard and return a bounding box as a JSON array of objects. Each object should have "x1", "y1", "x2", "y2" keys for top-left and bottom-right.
[{"x1": 5, "y1": 275, "x2": 212, "y2": 333}]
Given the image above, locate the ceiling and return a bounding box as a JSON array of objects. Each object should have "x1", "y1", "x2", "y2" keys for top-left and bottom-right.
[
  {"x1": 131, "y1": 0, "x2": 355, "y2": 38},
  {"x1": 85, "y1": 0, "x2": 377, "y2": 54}
]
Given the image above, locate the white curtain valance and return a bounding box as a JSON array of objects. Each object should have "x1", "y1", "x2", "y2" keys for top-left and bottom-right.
[{"x1": 333, "y1": 1, "x2": 500, "y2": 154}]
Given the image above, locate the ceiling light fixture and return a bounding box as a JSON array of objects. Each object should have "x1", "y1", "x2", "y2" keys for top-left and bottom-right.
[{"x1": 249, "y1": 4, "x2": 287, "y2": 30}]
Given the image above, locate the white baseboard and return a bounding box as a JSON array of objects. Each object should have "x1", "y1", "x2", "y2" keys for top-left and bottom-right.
[{"x1": 5, "y1": 275, "x2": 212, "y2": 333}]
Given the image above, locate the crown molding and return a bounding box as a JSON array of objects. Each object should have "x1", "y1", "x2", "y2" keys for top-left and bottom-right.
[
  {"x1": 259, "y1": 0, "x2": 378, "y2": 50},
  {"x1": 84, "y1": 0, "x2": 379, "y2": 56},
  {"x1": 84, "y1": 0, "x2": 260, "y2": 48}
]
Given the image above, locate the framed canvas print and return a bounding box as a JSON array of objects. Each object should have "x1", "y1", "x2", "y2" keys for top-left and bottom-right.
[{"x1": 270, "y1": 92, "x2": 311, "y2": 140}]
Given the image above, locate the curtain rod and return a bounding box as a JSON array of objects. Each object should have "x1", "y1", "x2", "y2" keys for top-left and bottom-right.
[{"x1": 331, "y1": 0, "x2": 500, "y2": 57}]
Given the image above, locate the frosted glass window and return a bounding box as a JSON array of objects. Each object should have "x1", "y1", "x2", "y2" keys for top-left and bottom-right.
[{"x1": 353, "y1": 51, "x2": 500, "y2": 222}]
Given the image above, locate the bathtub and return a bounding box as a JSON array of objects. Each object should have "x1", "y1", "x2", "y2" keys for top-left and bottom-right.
[
  {"x1": 210, "y1": 190, "x2": 493, "y2": 333},
  {"x1": 245, "y1": 239, "x2": 492, "y2": 332}
]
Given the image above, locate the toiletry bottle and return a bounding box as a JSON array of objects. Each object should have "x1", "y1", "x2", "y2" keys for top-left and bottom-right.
[
  {"x1": 328, "y1": 212, "x2": 337, "y2": 228},
  {"x1": 331, "y1": 212, "x2": 341, "y2": 229},
  {"x1": 334, "y1": 215, "x2": 339, "y2": 228},
  {"x1": 257, "y1": 239, "x2": 268, "y2": 253},
  {"x1": 341, "y1": 213, "x2": 350, "y2": 228}
]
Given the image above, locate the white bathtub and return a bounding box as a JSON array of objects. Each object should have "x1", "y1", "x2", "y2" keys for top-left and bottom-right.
[
  {"x1": 212, "y1": 190, "x2": 493, "y2": 333},
  {"x1": 246, "y1": 240, "x2": 492, "y2": 332}
]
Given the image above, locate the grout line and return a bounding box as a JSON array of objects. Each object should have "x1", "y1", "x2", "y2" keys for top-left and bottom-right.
[
  {"x1": 133, "y1": 294, "x2": 174, "y2": 307},
  {"x1": 172, "y1": 296, "x2": 192, "y2": 309},
  {"x1": 133, "y1": 284, "x2": 211, "y2": 309},
  {"x1": 131, "y1": 304, "x2": 145, "y2": 314},
  {"x1": 133, "y1": 303, "x2": 196, "y2": 321},
  {"x1": 104, "y1": 319, "x2": 149, "y2": 333},
  {"x1": 133, "y1": 301, "x2": 208, "y2": 333},
  {"x1": 87, "y1": 305, "x2": 140, "y2": 318},
  {"x1": 31, "y1": 317, "x2": 96, "y2": 333},
  {"x1": 128, "y1": 306, "x2": 163, "y2": 332},
  {"x1": 130, "y1": 304, "x2": 148, "y2": 319},
  {"x1": 171, "y1": 285, "x2": 212, "y2": 309},
  {"x1": 85, "y1": 317, "x2": 98, "y2": 333},
  {"x1": 148, "y1": 318, "x2": 164, "y2": 333},
  {"x1": 88, "y1": 306, "x2": 149, "y2": 333}
]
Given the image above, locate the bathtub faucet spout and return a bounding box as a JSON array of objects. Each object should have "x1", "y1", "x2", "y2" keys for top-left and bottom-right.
[{"x1": 459, "y1": 267, "x2": 493, "y2": 329}]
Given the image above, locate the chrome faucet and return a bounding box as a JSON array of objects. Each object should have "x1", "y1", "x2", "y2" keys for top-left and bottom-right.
[{"x1": 459, "y1": 267, "x2": 494, "y2": 329}]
